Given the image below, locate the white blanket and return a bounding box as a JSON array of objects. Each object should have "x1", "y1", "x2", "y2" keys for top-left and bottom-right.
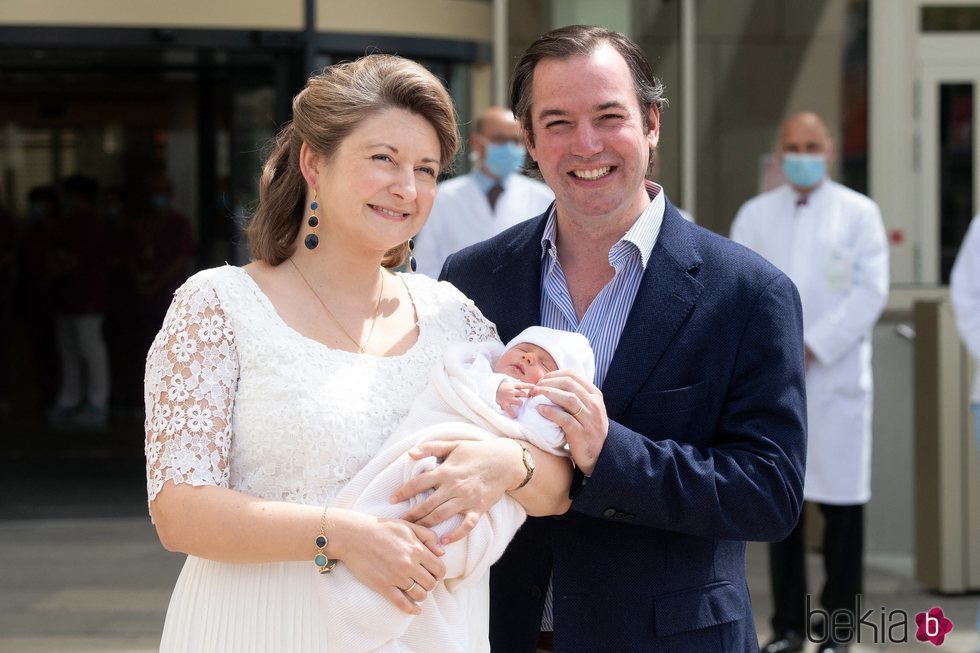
[{"x1": 319, "y1": 341, "x2": 544, "y2": 652}]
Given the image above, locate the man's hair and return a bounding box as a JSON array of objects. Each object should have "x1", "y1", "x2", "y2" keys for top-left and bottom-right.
[{"x1": 510, "y1": 25, "x2": 667, "y2": 171}]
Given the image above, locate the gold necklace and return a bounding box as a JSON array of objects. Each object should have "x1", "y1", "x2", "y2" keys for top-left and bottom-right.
[{"x1": 288, "y1": 258, "x2": 385, "y2": 354}]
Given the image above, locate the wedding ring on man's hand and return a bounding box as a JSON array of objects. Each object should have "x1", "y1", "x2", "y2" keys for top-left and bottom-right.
[
  {"x1": 570, "y1": 404, "x2": 584, "y2": 418},
  {"x1": 401, "y1": 580, "x2": 418, "y2": 593}
]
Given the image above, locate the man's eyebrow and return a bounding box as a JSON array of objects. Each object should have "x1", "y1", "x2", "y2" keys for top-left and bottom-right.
[
  {"x1": 536, "y1": 101, "x2": 629, "y2": 121},
  {"x1": 596, "y1": 101, "x2": 629, "y2": 112},
  {"x1": 536, "y1": 108, "x2": 568, "y2": 121}
]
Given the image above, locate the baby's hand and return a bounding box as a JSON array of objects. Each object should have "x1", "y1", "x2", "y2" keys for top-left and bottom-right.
[{"x1": 495, "y1": 381, "x2": 535, "y2": 418}]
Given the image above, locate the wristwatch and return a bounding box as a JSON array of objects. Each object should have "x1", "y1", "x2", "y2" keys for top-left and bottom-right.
[{"x1": 514, "y1": 443, "x2": 536, "y2": 489}]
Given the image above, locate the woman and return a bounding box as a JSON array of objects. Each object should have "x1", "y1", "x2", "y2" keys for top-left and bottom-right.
[{"x1": 144, "y1": 54, "x2": 572, "y2": 652}]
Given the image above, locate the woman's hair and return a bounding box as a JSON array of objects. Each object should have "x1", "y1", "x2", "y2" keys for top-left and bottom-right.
[{"x1": 248, "y1": 54, "x2": 459, "y2": 266}]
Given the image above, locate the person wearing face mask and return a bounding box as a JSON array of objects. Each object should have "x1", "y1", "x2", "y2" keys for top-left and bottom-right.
[
  {"x1": 731, "y1": 111, "x2": 890, "y2": 653},
  {"x1": 46, "y1": 175, "x2": 112, "y2": 426},
  {"x1": 412, "y1": 106, "x2": 553, "y2": 278},
  {"x1": 124, "y1": 172, "x2": 195, "y2": 361}
]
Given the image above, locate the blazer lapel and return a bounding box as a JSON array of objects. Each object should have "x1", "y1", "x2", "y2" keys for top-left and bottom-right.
[
  {"x1": 602, "y1": 205, "x2": 704, "y2": 421},
  {"x1": 486, "y1": 216, "x2": 547, "y2": 342}
]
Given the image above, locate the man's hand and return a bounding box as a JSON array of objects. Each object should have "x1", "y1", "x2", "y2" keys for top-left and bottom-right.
[
  {"x1": 495, "y1": 381, "x2": 534, "y2": 417},
  {"x1": 530, "y1": 369, "x2": 608, "y2": 475}
]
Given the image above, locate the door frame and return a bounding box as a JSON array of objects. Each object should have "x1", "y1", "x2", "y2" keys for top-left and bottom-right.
[{"x1": 917, "y1": 34, "x2": 980, "y2": 284}]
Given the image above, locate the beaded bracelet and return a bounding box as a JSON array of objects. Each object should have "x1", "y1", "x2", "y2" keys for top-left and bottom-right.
[{"x1": 313, "y1": 505, "x2": 338, "y2": 574}]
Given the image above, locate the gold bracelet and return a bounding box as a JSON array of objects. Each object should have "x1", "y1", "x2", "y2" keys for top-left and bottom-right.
[{"x1": 313, "y1": 505, "x2": 338, "y2": 574}]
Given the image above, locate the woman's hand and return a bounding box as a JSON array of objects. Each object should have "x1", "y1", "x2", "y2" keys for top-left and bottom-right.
[
  {"x1": 332, "y1": 510, "x2": 447, "y2": 615},
  {"x1": 391, "y1": 439, "x2": 524, "y2": 545}
]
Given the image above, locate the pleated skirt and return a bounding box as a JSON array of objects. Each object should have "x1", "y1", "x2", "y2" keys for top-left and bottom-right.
[{"x1": 159, "y1": 556, "x2": 490, "y2": 652}]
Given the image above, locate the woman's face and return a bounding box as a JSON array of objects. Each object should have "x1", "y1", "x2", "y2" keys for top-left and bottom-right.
[
  {"x1": 496, "y1": 343, "x2": 557, "y2": 384},
  {"x1": 316, "y1": 107, "x2": 442, "y2": 257}
]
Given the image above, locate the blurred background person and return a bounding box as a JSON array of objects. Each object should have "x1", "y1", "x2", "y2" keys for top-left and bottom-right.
[
  {"x1": 951, "y1": 212, "x2": 980, "y2": 454},
  {"x1": 412, "y1": 106, "x2": 553, "y2": 277},
  {"x1": 0, "y1": 206, "x2": 14, "y2": 416},
  {"x1": 15, "y1": 186, "x2": 61, "y2": 416},
  {"x1": 124, "y1": 172, "x2": 194, "y2": 372},
  {"x1": 48, "y1": 174, "x2": 111, "y2": 427},
  {"x1": 101, "y1": 184, "x2": 141, "y2": 416},
  {"x1": 731, "y1": 111, "x2": 889, "y2": 653}
]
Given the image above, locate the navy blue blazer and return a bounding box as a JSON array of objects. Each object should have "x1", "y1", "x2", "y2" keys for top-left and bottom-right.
[{"x1": 440, "y1": 199, "x2": 807, "y2": 652}]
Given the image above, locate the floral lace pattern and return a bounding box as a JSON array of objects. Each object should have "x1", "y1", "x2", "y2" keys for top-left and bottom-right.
[{"x1": 145, "y1": 266, "x2": 497, "y2": 517}]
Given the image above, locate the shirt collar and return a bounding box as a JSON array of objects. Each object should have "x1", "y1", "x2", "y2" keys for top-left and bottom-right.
[
  {"x1": 789, "y1": 178, "x2": 829, "y2": 206},
  {"x1": 472, "y1": 168, "x2": 509, "y2": 194},
  {"x1": 540, "y1": 180, "x2": 665, "y2": 269}
]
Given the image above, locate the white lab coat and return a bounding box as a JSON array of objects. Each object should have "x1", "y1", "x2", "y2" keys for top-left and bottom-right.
[
  {"x1": 950, "y1": 213, "x2": 980, "y2": 404},
  {"x1": 414, "y1": 171, "x2": 554, "y2": 278},
  {"x1": 731, "y1": 180, "x2": 889, "y2": 505}
]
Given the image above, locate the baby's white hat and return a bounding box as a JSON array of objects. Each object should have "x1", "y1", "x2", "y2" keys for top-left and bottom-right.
[{"x1": 505, "y1": 326, "x2": 596, "y2": 382}]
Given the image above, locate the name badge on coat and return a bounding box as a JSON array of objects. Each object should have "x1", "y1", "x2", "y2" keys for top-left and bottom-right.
[{"x1": 825, "y1": 247, "x2": 854, "y2": 291}]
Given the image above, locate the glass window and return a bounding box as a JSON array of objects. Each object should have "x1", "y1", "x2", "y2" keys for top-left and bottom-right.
[
  {"x1": 922, "y1": 7, "x2": 980, "y2": 32},
  {"x1": 939, "y1": 83, "x2": 975, "y2": 283}
]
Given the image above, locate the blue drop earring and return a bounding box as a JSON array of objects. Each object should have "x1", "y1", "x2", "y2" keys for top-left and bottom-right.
[
  {"x1": 304, "y1": 188, "x2": 319, "y2": 250},
  {"x1": 407, "y1": 238, "x2": 417, "y2": 272}
]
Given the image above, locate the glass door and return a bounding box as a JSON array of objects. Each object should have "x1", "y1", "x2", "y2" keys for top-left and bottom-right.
[
  {"x1": 917, "y1": 38, "x2": 980, "y2": 590},
  {"x1": 919, "y1": 63, "x2": 980, "y2": 284}
]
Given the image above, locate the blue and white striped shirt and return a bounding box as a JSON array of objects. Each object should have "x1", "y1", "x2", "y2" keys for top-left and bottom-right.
[
  {"x1": 539, "y1": 181, "x2": 665, "y2": 388},
  {"x1": 537, "y1": 180, "x2": 665, "y2": 630}
]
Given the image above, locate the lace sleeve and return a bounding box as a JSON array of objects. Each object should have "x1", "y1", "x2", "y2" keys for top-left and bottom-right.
[
  {"x1": 460, "y1": 296, "x2": 499, "y2": 344},
  {"x1": 144, "y1": 276, "x2": 239, "y2": 515}
]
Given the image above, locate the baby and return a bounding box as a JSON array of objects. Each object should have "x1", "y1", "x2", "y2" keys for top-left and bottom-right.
[
  {"x1": 463, "y1": 326, "x2": 595, "y2": 456},
  {"x1": 322, "y1": 326, "x2": 595, "y2": 652}
]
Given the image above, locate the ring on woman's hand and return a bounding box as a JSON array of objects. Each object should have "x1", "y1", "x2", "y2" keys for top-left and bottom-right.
[
  {"x1": 401, "y1": 580, "x2": 418, "y2": 593},
  {"x1": 570, "y1": 404, "x2": 584, "y2": 418}
]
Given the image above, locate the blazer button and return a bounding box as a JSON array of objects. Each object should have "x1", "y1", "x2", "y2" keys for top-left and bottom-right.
[
  {"x1": 614, "y1": 511, "x2": 626, "y2": 520},
  {"x1": 624, "y1": 514, "x2": 635, "y2": 522},
  {"x1": 603, "y1": 508, "x2": 616, "y2": 519},
  {"x1": 530, "y1": 585, "x2": 542, "y2": 600}
]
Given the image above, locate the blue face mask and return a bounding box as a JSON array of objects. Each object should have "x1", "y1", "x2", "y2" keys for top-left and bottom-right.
[
  {"x1": 782, "y1": 153, "x2": 826, "y2": 189},
  {"x1": 483, "y1": 141, "x2": 526, "y2": 179}
]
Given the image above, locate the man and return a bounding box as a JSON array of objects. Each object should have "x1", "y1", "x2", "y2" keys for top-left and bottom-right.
[
  {"x1": 48, "y1": 174, "x2": 111, "y2": 426},
  {"x1": 441, "y1": 26, "x2": 807, "y2": 652},
  {"x1": 413, "y1": 106, "x2": 553, "y2": 277},
  {"x1": 731, "y1": 112, "x2": 889, "y2": 653},
  {"x1": 119, "y1": 173, "x2": 194, "y2": 410},
  {"x1": 951, "y1": 213, "x2": 980, "y2": 463}
]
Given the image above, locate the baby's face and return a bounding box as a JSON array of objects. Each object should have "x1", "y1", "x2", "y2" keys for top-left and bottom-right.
[{"x1": 496, "y1": 342, "x2": 558, "y2": 384}]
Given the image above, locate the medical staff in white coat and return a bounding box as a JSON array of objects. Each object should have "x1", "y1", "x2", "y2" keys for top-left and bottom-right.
[
  {"x1": 951, "y1": 213, "x2": 980, "y2": 450},
  {"x1": 731, "y1": 111, "x2": 889, "y2": 653},
  {"x1": 413, "y1": 107, "x2": 553, "y2": 277}
]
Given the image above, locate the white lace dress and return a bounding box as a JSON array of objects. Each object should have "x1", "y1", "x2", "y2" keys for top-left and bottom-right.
[{"x1": 144, "y1": 265, "x2": 498, "y2": 652}]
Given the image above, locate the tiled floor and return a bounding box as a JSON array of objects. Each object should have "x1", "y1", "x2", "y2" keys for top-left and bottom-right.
[
  {"x1": 0, "y1": 425, "x2": 978, "y2": 653},
  {"x1": 1, "y1": 516, "x2": 978, "y2": 652}
]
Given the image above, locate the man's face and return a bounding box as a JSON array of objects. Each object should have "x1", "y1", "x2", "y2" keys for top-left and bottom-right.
[
  {"x1": 524, "y1": 43, "x2": 659, "y2": 226},
  {"x1": 473, "y1": 109, "x2": 523, "y2": 160},
  {"x1": 777, "y1": 114, "x2": 833, "y2": 163}
]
